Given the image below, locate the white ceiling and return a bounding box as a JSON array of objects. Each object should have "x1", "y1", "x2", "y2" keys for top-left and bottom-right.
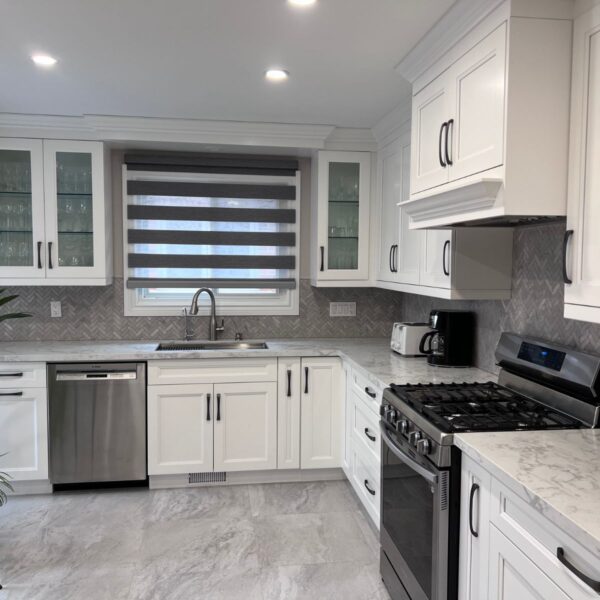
[{"x1": 1, "y1": 0, "x2": 454, "y2": 128}]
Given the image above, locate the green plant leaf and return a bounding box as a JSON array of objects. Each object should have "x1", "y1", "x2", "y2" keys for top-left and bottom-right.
[
  {"x1": 0, "y1": 312, "x2": 31, "y2": 322},
  {"x1": 0, "y1": 294, "x2": 20, "y2": 307}
]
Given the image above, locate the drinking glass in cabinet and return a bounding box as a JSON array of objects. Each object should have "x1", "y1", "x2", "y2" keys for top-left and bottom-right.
[
  {"x1": 56, "y1": 152, "x2": 93, "y2": 195},
  {"x1": 58, "y1": 232, "x2": 94, "y2": 267},
  {"x1": 0, "y1": 150, "x2": 32, "y2": 193}
]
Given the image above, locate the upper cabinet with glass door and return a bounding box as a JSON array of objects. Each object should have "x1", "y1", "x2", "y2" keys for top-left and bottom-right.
[
  {"x1": 311, "y1": 151, "x2": 371, "y2": 286},
  {"x1": 0, "y1": 138, "x2": 112, "y2": 286}
]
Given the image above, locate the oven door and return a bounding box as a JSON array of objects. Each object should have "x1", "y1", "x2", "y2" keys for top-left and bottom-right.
[{"x1": 380, "y1": 423, "x2": 450, "y2": 600}]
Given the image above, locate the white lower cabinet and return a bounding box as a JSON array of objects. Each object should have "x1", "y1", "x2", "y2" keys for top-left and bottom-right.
[
  {"x1": 488, "y1": 525, "x2": 572, "y2": 600},
  {"x1": 277, "y1": 358, "x2": 301, "y2": 470},
  {"x1": 459, "y1": 455, "x2": 600, "y2": 600},
  {"x1": 147, "y1": 383, "x2": 213, "y2": 475},
  {"x1": 458, "y1": 455, "x2": 491, "y2": 600},
  {"x1": 213, "y1": 382, "x2": 277, "y2": 472},
  {"x1": 350, "y1": 440, "x2": 380, "y2": 526},
  {"x1": 300, "y1": 357, "x2": 343, "y2": 469},
  {"x1": 0, "y1": 385, "x2": 48, "y2": 481}
]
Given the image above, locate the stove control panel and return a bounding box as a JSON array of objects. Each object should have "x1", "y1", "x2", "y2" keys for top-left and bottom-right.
[{"x1": 380, "y1": 401, "x2": 436, "y2": 457}]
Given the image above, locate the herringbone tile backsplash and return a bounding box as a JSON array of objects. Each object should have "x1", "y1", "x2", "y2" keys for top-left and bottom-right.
[
  {"x1": 0, "y1": 279, "x2": 403, "y2": 342},
  {"x1": 3, "y1": 222, "x2": 599, "y2": 376}
]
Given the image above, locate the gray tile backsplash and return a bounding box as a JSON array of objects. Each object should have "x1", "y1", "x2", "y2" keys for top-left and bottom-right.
[
  {"x1": 3, "y1": 221, "x2": 600, "y2": 377},
  {"x1": 0, "y1": 279, "x2": 403, "y2": 342}
]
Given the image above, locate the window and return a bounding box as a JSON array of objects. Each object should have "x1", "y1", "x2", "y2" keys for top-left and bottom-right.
[{"x1": 123, "y1": 152, "x2": 299, "y2": 316}]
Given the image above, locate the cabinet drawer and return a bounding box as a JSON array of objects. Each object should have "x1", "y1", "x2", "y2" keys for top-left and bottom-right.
[
  {"x1": 350, "y1": 390, "x2": 381, "y2": 463},
  {"x1": 349, "y1": 367, "x2": 383, "y2": 415},
  {"x1": 0, "y1": 363, "x2": 46, "y2": 388},
  {"x1": 148, "y1": 358, "x2": 278, "y2": 385},
  {"x1": 350, "y1": 439, "x2": 380, "y2": 527},
  {"x1": 490, "y1": 478, "x2": 600, "y2": 598}
]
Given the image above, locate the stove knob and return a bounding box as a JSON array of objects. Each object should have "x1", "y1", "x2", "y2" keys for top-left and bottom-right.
[
  {"x1": 416, "y1": 438, "x2": 432, "y2": 456},
  {"x1": 396, "y1": 419, "x2": 409, "y2": 434},
  {"x1": 388, "y1": 409, "x2": 398, "y2": 423},
  {"x1": 408, "y1": 431, "x2": 422, "y2": 446}
]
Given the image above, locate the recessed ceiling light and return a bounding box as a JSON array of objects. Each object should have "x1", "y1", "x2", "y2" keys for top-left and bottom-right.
[
  {"x1": 31, "y1": 54, "x2": 57, "y2": 67},
  {"x1": 265, "y1": 69, "x2": 289, "y2": 82},
  {"x1": 288, "y1": 0, "x2": 317, "y2": 6}
]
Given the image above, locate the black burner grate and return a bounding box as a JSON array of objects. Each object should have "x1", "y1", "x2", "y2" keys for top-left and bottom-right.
[{"x1": 388, "y1": 381, "x2": 582, "y2": 433}]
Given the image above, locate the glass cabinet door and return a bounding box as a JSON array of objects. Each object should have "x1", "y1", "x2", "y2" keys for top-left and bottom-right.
[
  {"x1": 317, "y1": 151, "x2": 371, "y2": 281},
  {"x1": 44, "y1": 140, "x2": 106, "y2": 280},
  {"x1": 0, "y1": 140, "x2": 45, "y2": 278}
]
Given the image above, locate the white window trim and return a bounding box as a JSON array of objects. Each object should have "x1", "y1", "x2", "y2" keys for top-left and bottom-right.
[{"x1": 122, "y1": 166, "x2": 300, "y2": 317}]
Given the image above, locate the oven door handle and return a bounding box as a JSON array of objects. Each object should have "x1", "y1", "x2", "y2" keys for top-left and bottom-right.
[{"x1": 380, "y1": 424, "x2": 438, "y2": 485}]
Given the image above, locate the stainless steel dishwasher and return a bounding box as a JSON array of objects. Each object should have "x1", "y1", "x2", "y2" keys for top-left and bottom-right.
[{"x1": 48, "y1": 362, "x2": 146, "y2": 486}]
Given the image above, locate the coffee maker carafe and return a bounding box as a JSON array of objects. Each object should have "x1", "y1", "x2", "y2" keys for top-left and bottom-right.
[{"x1": 418, "y1": 309, "x2": 474, "y2": 367}]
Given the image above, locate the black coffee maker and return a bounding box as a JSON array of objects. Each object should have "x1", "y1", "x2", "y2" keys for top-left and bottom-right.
[{"x1": 418, "y1": 309, "x2": 474, "y2": 367}]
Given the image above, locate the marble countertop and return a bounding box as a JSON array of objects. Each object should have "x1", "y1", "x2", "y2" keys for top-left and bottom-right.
[
  {"x1": 0, "y1": 338, "x2": 493, "y2": 388},
  {"x1": 455, "y1": 430, "x2": 600, "y2": 555}
]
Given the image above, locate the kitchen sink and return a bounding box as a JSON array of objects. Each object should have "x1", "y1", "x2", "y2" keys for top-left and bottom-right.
[{"x1": 155, "y1": 341, "x2": 269, "y2": 351}]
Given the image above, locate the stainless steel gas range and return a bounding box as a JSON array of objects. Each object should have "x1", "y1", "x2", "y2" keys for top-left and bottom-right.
[{"x1": 379, "y1": 332, "x2": 600, "y2": 600}]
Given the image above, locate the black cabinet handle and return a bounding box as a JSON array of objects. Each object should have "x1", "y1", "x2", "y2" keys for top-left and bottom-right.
[
  {"x1": 206, "y1": 393, "x2": 211, "y2": 421},
  {"x1": 557, "y1": 547, "x2": 600, "y2": 592},
  {"x1": 445, "y1": 119, "x2": 454, "y2": 166},
  {"x1": 389, "y1": 245, "x2": 394, "y2": 273},
  {"x1": 364, "y1": 387, "x2": 376, "y2": 399},
  {"x1": 304, "y1": 366, "x2": 309, "y2": 394},
  {"x1": 48, "y1": 241, "x2": 53, "y2": 269},
  {"x1": 393, "y1": 245, "x2": 398, "y2": 273},
  {"x1": 37, "y1": 241, "x2": 43, "y2": 269},
  {"x1": 563, "y1": 229, "x2": 574, "y2": 285},
  {"x1": 320, "y1": 246, "x2": 325, "y2": 272},
  {"x1": 439, "y1": 122, "x2": 448, "y2": 168},
  {"x1": 469, "y1": 483, "x2": 480, "y2": 538},
  {"x1": 216, "y1": 393, "x2": 221, "y2": 421},
  {"x1": 0, "y1": 391, "x2": 23, "y2": 397},
  {"x1": 0, "y1": 372, "x2": 23, "y2": 378},
  {"x1": 364, "y1": 428, "x2": 376, "y2": 442},
  {"x1": 364, "y1": 480, "x2": 376, "y2": 496},
  {"x1": 442, "y1": 240, "x2": 450, "y2": 276},
  {"x1": 286, "y1": 369, "x2": 292, "y2": 397}
]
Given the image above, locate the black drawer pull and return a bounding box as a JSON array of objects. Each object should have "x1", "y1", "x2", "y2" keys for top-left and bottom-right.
[
  {"x1": 37, "y1": 241, "x2": 43, "y2": 269},
  {"x1": 0, "y1": 391, "x2": 23, "y2": 397},
  {"x1": 439, "y1": 122, "x2": 448, "y2": 168},
  {"x1": 286, "y1": 369, "x2": 292, "y2": 397},
  {"x1": 304, "y1": 366, "x2": 309, "y2": 394},
  {"x1": 557, "y1": 547, "x2": 600, "y2": 592},
  {"x1": 48, "y1": 241, "x2": 53, "y2": 269},
  {"x1": 364, "y1": 387, "x2": 376, "y2": 398},
  {"x1": 563, "y1": 229, "x2": 574, "y2": 285},
  {"x1": 469, "y1": 483, "x2": 480, "y2": 538},
  {"x1": 364, "y1": 428, "x2": 376, "y2": 442},
  {"x1": 216, "y1": 393, "x2": 221, "y2": 421},
  {"x1": 320, "y1": 246, "x2": 324, "y2": 272},
  {"x1": 0, "y1": 372, "x2": 23, "y2": 378},
  {"x1": 206, "y1": 393, "x2": 211, "y2": 421},
  {"x1": 442, "y1": 240, "x2": 450, "y2": 276},
  {"x1": 445, "y1": 118, "x2": 454, "y2": 166},
  {"x1": 389, "y1": 245, "x2": 394, "y2": 273},
  {"x1": 364, "y1": 480, "x2": 376, "y2": 496}
]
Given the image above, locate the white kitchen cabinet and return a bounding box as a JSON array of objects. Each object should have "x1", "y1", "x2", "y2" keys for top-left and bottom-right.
[
  {"x1": 403, "y1": 4, "x2": 572, "y2": 228},
  {"x1": 0, "y1": 386, "x2": 48, "y2": 481},
  {"x1": 341, "y1": 363, "x2": 353, "y2": 478},
  {"x1": 147, "y1": 383, "x2": 213, "y2": 475},
  {"x1": 488, "y1": 525, "x2": 572, "y2": 600},
  {"x1": 350, "y1": 440, "x2": 380, "y2": 526},
  {"x1": 311, "y1": 151, "x2": 371, "y2": 286},
  {"x1": 420, "y1": 230, "x2": 453, "y2": 289},
  {"x1": 300, "y1": 357, "x2": 343, "y2": 469},
  {"x1": 377, "y1": 133, "x2": 421, "y2": 286},
  {"x1": 213, "y1": 382, "x2": 277, "y2": 472},
  {"x1": 277, "y1": 358, "x2": 301, "y2": 470},
  {"x1": 0, "y1": 137, "x2": 112, "y2": 285},
  {"x1": 564, "y1": 4, "x2": 600, "y2": 324},
  {"x1": 458, "y1": 455, "x2": 492, "y2": 600}
]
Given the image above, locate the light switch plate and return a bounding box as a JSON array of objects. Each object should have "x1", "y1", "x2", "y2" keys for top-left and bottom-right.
[
  {"x1": 329, "y1": 302, "x2": 356, "y2": 317},
  {"x1": 50, "y1": 301, "x2": 62, "y2": 318}
]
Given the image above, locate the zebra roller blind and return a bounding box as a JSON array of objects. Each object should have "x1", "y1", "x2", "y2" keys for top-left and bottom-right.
[{"x1": 124, "y1": 152, "x2": 299, "y2": 292}]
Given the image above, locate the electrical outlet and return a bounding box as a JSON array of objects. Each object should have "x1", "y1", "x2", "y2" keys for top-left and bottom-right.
[
  {"x1": 329, "y1": 302, "x2": 356, "y2": 317},
  {"x1": 50, "y1": 301, "x2": 62, "y2": 318}
]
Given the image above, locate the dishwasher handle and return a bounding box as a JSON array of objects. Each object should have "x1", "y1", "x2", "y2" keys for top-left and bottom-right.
[{"x1": 55, "y1": 371, "x2": 138, "y2": 381}]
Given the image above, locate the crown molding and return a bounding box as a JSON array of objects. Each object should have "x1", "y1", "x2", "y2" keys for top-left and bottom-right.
[
  {"x1": 0, "y1": 113, "x2": 337, "y2": 149},
  {"x1": 395, "y1": 0, "x2": 504, "y2": 84},
  {"x1": 323, "y1": 127, "x2": 377, "y2": 152},
  {"x1": 371, "y1": 97, "x2": 412, "y2": 149}
]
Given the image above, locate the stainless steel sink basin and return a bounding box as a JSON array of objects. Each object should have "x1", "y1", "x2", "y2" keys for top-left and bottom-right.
[{"x1": 156, "y1": 341, "x2": 268, "y2": 351}]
